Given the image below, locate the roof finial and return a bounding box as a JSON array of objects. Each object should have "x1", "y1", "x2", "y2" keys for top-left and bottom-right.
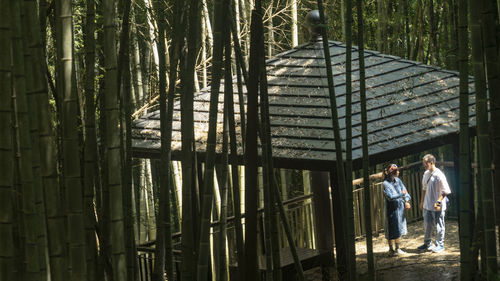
[{"x1": 305, "y1": 10, "x2": 326, "y2": 42}]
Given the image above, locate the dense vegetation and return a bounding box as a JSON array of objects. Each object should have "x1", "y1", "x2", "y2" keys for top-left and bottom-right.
[{"x1": 0, "y1": 0, "x2": 499, "y2": 281}]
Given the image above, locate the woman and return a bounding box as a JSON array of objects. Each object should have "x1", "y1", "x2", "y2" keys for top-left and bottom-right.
[{"x1": 383, "y1": 164, "x2": 411, "y2": 255}]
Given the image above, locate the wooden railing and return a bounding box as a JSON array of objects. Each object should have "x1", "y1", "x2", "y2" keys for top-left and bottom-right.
[
  {"x1": 137, "y1": 161, "x2": 458, "y2": 279},
  {"x1": 137, "y1": 194, "x2": 316, "y2": 281}
]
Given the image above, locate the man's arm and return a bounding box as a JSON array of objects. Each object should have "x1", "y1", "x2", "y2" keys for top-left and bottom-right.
[
  {"x1": 434, "y1": 176, "x2": 451, "y2": 210},
  {"x1": 434, "y1": 191, "x2": 451, "y2": 210}
]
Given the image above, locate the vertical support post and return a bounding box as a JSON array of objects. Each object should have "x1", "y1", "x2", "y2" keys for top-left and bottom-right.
[
  {"x1": 311, "y1": 171, "x2": 334, "y2": 251},
  {"x1": 311, "y1": 170, "x2": 334, "y2": 281}
]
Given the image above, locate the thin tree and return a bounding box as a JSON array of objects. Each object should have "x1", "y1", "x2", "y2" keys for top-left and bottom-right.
[
  {"x1": 257, "y1": 7, "x2": 304, "y2": 279},
  {"x1": 343, "y1": 0, "x2": 358, "y2": 278},
  {"x1": 226, "y1": 15, "x2": 245, "y2": 279},
  {"x1": 480, "y1": 0, "x2": 500, "y2": 234},
  {"x1": 103, "y1": 0, "x2": 128, "y2": 279},
  {"x1": 196, "y1": 0, "x2": 228, "y2": 277},
  {"x1": 317, "y1": 1, "x2": 355, "y2": 279},
  {"x1": 116, "y1": 0, "x2": 137, "y2": 279},
  {"x1": 11, "y1": 0, "x2": 44, "y2": 279},
  {"x1": 55, "y1": 0, "x2": 88, "y2": 279},
  {"x1": 0, "y1": 2, "x2": 15, "y2": 279},
  {"x1": 83, "y1": 0, "x2": 99, "y2": 279},
  {"x1": 457, "y1": 0, "x2": 474, "y2": 279},
  {"x1": 357, "y1": 0, "x2": 374, "y2": 278},
  {"x1": 151, "y1": 0, "x2": 168, "y2": 279},
  {"x1": 180, "y1": 1, "x2": 201, "y2": 280},
  {"x1": 218, "y1": 44, "x2": 232, "y2": 279},
  {"x1": 152, "y1": 0, "x2": 181, "y2": 279},
  {"x1": 230, "y1": 0, "x2": 247, "y2": 142},
  {"x1": 244, "y1": 5, "x2": 263, "y2": 281},
  {"x1": 22, "y1": 0, "x2": 68, "y2": 280},
  {"x1": 469, "y1": 0, "x2": 497, "y2": 278}
]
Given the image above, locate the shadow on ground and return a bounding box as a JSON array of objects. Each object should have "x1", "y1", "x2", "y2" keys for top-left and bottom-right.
[{"x1": 304, "y1": 219, "x2": 460, "y2": 281}]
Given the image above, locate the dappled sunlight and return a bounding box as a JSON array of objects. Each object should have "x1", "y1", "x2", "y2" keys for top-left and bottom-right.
[{"x1": 355, "y1": 220, "x2": 460, "y2": 280}]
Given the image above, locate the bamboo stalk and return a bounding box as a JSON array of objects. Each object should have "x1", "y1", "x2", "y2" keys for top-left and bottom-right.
[{"x1": 0, "y1": 3, "x2": 15, "y2": 278}]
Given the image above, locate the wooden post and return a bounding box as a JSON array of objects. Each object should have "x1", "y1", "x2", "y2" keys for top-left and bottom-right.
[
  {"x1": 311, "y1": 171, "x2": 334, "y2": 251},
  {"x1": 329, "y1": 170, "x2": 350, "y2": 280},
  {"x1": 311, "y1": 171, "x2": 335, "y2": 281}
]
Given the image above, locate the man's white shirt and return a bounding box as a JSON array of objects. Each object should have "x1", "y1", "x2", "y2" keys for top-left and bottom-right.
[{"x1": 422, "y1": 168, "x2": 451, "y2": 211}]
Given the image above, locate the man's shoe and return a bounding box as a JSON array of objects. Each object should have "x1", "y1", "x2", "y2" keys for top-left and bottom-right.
[
  {"x1": 395, "y1": 248, "x2": 407, "y2": 255},
  {"x1": 432, "y1": 245, "x2": 445, "y2": 253},
  {"x1": 417, "y1": 244, "x2": 433, "y2": 251}
]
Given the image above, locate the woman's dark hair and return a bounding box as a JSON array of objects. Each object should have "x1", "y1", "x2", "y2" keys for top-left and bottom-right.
[{"x1": 384, "y1": 163, "x2": 398, "y2": 180}]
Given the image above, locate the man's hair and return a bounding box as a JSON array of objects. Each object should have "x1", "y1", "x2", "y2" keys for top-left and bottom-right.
[{"x1": 423, "y1": 154, "x2": 436, "y2": 164}]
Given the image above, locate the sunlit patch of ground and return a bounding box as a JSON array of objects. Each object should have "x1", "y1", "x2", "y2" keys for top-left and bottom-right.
[{"x1": 305, "y1": 220, "x2": 460, "y2": 281}]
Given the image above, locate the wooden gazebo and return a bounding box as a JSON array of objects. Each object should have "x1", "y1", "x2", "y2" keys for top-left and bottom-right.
[{"x1": 132, "y1": 40, "x2": 476, "y2": 278}]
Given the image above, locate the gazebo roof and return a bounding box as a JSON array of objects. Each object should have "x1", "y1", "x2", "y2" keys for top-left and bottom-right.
[{"x1": 132, "y1": 40, "x2": 476, "y2": 171}]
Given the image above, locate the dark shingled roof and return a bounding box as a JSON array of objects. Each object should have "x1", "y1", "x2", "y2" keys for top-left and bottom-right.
[{"x1": 131, "y1": 40, "x2": 476, "y2": 171}]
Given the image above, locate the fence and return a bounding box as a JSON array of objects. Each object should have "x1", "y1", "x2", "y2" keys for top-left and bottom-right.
[
  {"x1": 137, "y1": 194, "x2": 316, "y2": 281},
  {"x1": 137, "y1": 161, "x2": 457, "y2": 279}
]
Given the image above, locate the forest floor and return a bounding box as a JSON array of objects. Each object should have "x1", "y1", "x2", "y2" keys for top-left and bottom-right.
[{"x1": 304, "y1": 219, "x2": 460, "y2": 281}]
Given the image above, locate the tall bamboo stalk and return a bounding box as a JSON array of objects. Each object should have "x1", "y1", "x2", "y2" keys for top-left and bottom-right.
[
  {"x1": 317, "y1": 1, "x2": 355, "y2": 279},
  {"x1": 244, "y1": 7, "x2": 262, "y2": 281},
  {"x1": 291, "y1": 0, "x2": 298, "y2": 46},
  {"x1": 103, "y1": 0, "x2": 128, "y2": 279},
  {"x1": 469, "y1": 0, "x2": 497, "y2": 278},
  {"x1": 180, "y1": 1, "x2": 201, "y2": 280},
  {"x1": 0, "y1": 2, "x2": 15, "y2": 279},
  {"x1": 230, "y1": 0, "x2": 247, "y2": 142},
  {"x1": 11, "y1": 1, "x2": 42, "y2": 279},
  {"x1": 344, "y1": 0, "x2": 357, "y2": 278},
  {"x1": 257, "y1": 11, "x2": 304, "y2": 279},
  {"x1": 357, "y1": 0, "x2": 374, "y2": 278},
  {"x1": 218, "y1": 44, "x2": 232, "y2": 279},
  {"x1": 55, "y1": 0, "x2": 88, "y2": 279},
  {"x1": 151, "y1": 0, "x2": 167, "y2": 280},
  {"x1": 457, "y1": 0, "x2": 473, "y2": 279},
  {"x1": 22, "y1": 0, "x2": 68, "y2": 280},
  {"x1": 83, "y1": 0, "x2": 98, "y2": 279},
  {"x1": 197, "y1": 0, "x2": 228, "y2": 277},
  {"x1": 116, "y1": 1, "x2": 136, "y2": 278},
  {"x1": 226, "y1": 33, "x2": 245, "y2": 281},
  {"x1": 480, "y1": 0, "x2": 500, "y2": 235},
  {"x1": 152, "y1": 0, "x2": 181, "y2": 279}
]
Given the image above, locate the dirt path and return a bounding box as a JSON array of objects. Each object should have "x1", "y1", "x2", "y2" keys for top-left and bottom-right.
[{"x1": 305, "y1": 219, "x2": 460, "y2": 281}]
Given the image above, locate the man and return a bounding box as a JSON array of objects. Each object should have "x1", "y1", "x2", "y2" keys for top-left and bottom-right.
[{"x1": 418, "y1": 154, "x2": 452, "y2": 253}]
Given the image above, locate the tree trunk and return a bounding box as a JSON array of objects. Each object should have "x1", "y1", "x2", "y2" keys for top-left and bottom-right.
[
  {"x1": 117, "y1": 1, "x2": 137, "y2": 280},
  {"x1": 469, "y1": 0, "x2": 497, "y2": 277},
  {"x1": 480, "y1": 0, "x2": 500, "y2": 236},
  {"x1": 180, "y1": 1, "x2": 201, "y2": 280},
  {"x1": 83, "y1": 0, "x2": 99, "y2": 279},
  {"x1": 0, "y1": 3, "x2": 16, "y2": 279},
  {"x1": 457, "y1": 0, "x2": 474, "y2": 279},
  {"x1": 197, "y1": 0, "x2": 228, "y2": 277},
  {"x1": 357, "y1": 0, "x2": 374, "y2": 278},
  {"x1": 244, "y1": 6, "x2": 262, "y2": 281},
  {"x1": 317, "y1": 0, "x2": 355, "y2": 279},
  {"x1": 55, "y1": 0, "x2": 88, "y2": 279},
  {"x1": 226, "y1": 27, "x2": 245, "y2": 280},
  {"x1": 12, "y1": 1, "x2": 49, "y2": 280},
  {"x1": 217, "y1": 40, "x2": 233, "y2": 279},
  {"x1": 103, "y1": 0, "x2": 128, "y2": 279},
  {"x1": 291, "y1": 0, "x2": 298, "y2": 46},
  {"x1": 22, "y1": 0, "x2": 69, "y2": 280}
]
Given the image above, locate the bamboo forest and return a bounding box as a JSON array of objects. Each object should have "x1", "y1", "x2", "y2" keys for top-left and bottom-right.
[{"x1": 2, "y1": 0, "x2": 500, "y2": 280}]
